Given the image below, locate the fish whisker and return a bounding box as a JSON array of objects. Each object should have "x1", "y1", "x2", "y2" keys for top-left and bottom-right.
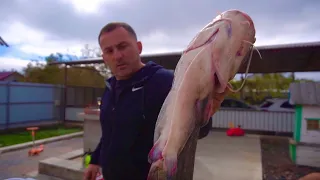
[
  {"x1": 243, "y1": 40, "x2": 262, "y2": 59},
  {"x1": 228, "y1": 40, "x2": 262, "y2": 93}
]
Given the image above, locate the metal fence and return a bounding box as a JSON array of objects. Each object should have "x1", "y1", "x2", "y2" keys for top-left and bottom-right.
[
  {"x1": 0, "y1": 81, "x2": 295, "y2": 133},
  {"x1": 64, "y1": 86, "x2": 104, "y2": 121},
  {"x1": 66, "y1": 86, "x2": 104, "y2": 107},
  {"x1": 0, "y1": 81, "x2": 62, "y2": 130},
  {"x1": 212, "y1": 108, "x2": 295, "y2": 133},
  {"x1": 0, "y1": 81, "x2": 104, "y2": 130}
]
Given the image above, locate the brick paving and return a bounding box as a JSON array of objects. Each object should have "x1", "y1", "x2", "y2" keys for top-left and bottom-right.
[{"x1": 0, "y1": 137, "x2": 83, "y2": 179}]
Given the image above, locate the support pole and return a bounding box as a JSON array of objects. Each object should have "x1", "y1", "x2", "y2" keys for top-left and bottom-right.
[
  {"x1": 62, "y1": 64, "x2": 68, "y2": 123},
  {"x1": 153, "y1": 125, "x2": 201, "y2": 180},
  {"x1": 173, "y1": 125, "x2": 200, "y2": 180}
]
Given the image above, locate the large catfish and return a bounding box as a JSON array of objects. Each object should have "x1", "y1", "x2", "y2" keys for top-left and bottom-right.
[{"x1": 147, "y1": 9, "x2": 261, "y2": 179}]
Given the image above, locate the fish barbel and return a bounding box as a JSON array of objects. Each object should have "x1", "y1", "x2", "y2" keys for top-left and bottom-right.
[{"x1": 147, "y1": 9, "x2": 262, "y2": 179}]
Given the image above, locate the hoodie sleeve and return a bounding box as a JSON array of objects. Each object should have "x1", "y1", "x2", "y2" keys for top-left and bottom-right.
[
  {"x1": 89, "y1": 141, "x2": 101, "y2": 165},
  {"x1": 150, "y1": 68, "x2": 174, "y2": 105},
  {"x1": 89, "y1": 88, "x2": 109, "y2": 166},
  {"x1": 144, "y1": 68, "x2": 174, "y2": 131}
]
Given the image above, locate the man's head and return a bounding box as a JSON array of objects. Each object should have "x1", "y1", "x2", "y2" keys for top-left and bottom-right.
[{"x1": 98, "y1": 22, "x2": 144, "y2": 80}]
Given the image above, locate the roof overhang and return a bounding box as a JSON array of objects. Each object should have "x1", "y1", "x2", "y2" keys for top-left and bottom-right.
[
  {"x1": 0, "y1": 36, "x2": 9, "y2": 47},
  {"x1": 49, "y1": 41, "x2": 320, "y2": 73}
]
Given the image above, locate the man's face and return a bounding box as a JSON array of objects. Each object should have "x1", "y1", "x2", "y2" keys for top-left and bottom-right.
[{"x1": 100, "y1": 27, "x2": 143, "y2": 80}]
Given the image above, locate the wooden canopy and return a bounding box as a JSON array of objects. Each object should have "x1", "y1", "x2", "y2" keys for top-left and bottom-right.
[{"x1": 49, "y1": 41, "x2": 320, "y2": 73}]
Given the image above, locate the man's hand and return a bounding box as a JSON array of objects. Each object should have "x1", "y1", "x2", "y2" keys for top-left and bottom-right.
[{"x1": 84, "y1": 164, "x2": 100, "y2": 180}]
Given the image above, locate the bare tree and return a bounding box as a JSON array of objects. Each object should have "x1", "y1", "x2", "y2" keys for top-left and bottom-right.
[{"x1": 80, "y1": 44, "x2": 112, "y2": 78}]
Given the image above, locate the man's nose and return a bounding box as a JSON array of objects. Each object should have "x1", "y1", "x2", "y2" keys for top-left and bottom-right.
[{"x1": 113, "y1": 49, "x2": 123, "y2": 60}]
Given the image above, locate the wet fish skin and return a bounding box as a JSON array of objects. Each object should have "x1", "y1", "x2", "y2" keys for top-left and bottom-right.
[{"x1": 148, "y1": 9, "x2": 257, "y2": 179}]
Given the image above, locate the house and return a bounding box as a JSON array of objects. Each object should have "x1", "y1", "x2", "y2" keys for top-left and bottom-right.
[
  {"x1": 288, "y1": 81, "x2": 320, "y2": 168},
  {"x1": 0, "y1": 71, "x2": 24, "y2": 82}
]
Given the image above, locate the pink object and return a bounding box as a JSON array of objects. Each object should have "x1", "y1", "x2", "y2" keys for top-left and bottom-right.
[{"x1": 96, "y1": 172, "x2": 104, "y2": 180}]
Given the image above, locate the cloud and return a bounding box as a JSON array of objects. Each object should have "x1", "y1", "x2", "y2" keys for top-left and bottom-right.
[
  {"x1": 0, "y1": 57, "x2": 34, "y2": 71},
  {"x1": 0, "y1": 0, "x2": 320, "y2": 81},
  {"x1": 2, "y1": 0, "x2": 319, "y2": 47}
]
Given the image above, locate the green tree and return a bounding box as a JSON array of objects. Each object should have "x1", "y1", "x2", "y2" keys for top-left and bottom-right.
[
  {"x1": 21, "y1": 52, "x2": 106, "y2": 88},
  {"x1": 227, "y1": 73, "x2": 314, "y2": 105}
]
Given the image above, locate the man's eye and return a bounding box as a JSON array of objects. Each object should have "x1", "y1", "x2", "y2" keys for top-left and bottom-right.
[
  {"x1": 117, "y1": 44, "x2": 127, "y2": 50},
  {"x1": 104, "y1": 49, "x2": 113, "y2": 54}
]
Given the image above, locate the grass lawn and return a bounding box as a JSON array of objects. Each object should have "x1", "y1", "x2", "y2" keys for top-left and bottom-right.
[{"x1": 0, "y1": 125, "x2": 82, "y2": 147}]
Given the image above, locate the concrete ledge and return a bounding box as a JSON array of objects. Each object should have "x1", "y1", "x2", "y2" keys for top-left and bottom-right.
[
  {"x1": 289, "y1": 138, "x2": 320, "y2": 148},
  {"x1": 25, "y1": 149, "x2": 84, "y2": 180},
  {"x1": 36, "y1": 174, "x2": 65, "y2": 180},
  {"x1": 0, "y1": 131, "x2": 83, "y2": 154},
  {"x1": 57, "y1": 148, "x2": 84, "y2": 160},
  {"x1": 39, "y1": 157, "x2": 84, "y2": 180}
]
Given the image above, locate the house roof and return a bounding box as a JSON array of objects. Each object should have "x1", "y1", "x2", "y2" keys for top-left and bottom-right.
[
  {"x1": 0, "y1": 72, "x2": 15, "y2": 80},
  {"x1": 289, "y1": 82, "x2": 320, "y2": 106}
]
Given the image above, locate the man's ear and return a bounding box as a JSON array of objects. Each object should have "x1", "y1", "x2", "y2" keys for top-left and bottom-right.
[{"x1": 137, "y1": 41, "x2": 143, "y2": 54}]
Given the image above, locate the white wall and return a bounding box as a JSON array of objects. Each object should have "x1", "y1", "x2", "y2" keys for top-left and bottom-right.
[
  {"x1": 301, "y1": 105, "x2": 320, "y2": 144},
  {"x1": 65, "y1": 107, "x2": 84, "y2": 121},
  {"x1": 212, "y1": 109, "x2": 294, "y2": 132},
  {"x1": 296, "y1": 145, "x2": 320, "y2": 168}
]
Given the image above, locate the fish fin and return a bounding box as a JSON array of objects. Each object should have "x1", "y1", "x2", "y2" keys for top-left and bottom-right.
[
  {"x1": 148, "y1": 140, "x2": 164, "y2": 163},
  {"x1": 209, "y1": 84, "x2": 231, "y2": 117}
]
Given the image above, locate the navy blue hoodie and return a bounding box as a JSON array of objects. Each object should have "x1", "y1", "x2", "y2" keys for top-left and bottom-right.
[{"x1": 90, "y1": 61, "x2": 174, "y2": 180}]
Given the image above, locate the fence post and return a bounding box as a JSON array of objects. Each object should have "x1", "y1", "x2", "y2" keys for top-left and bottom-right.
[
  {"x1": 5, "y1": 82, "x2": 11, "y2": 129},
  {"x1": 92, "y1": 87, "x2": 95, "y2": 105}
]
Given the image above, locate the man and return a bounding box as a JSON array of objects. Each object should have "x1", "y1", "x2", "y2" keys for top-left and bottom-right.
[{"x1": 84, "y1": 22, "x2": 212, "y2": 180}]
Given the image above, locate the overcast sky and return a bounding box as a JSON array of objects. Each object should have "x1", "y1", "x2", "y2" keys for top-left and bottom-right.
[{"x1": 0, "y1": 0, "x2": 319, "y2": 80}]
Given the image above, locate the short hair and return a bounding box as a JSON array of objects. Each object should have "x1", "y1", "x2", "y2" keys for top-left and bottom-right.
[{"x1": 98, "y1": 22, "x2": 137, "y2": 44}]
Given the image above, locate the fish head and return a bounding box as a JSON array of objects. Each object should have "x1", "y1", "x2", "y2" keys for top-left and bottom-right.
[
  {"x1": 221, "y1": 9, "x2": 256, "y2": 80},
  {"x1": 181, "y1": 10, "x2": 256, "y2": 93}
]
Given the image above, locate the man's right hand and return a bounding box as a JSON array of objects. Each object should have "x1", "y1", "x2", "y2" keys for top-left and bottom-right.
[{"x1": 84, "y1": 164, "x2": 100, "y2": 180}]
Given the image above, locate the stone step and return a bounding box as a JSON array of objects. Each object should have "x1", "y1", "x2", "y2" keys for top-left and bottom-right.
[
  {"x1": 24, "y1": 170, "x2": 64, "y2": 180},
  {"x1": 36, "y1": 174, "x2": 65, "y2": 180},
  {"x1": 38, "y1": 157, "x2": 84, "y2": 180}
]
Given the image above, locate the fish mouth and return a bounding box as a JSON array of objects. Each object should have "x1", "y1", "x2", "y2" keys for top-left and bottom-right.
[{"x1": 237, "y1": 11, "x2": 254, "y2": 27}]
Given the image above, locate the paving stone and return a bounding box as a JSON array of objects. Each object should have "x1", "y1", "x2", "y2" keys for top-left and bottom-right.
[{"x1": 0, "y1": 137, "x2": 83, "y2": 180}]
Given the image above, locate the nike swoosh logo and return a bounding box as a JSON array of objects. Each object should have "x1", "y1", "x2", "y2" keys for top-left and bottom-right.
[{"x1": 132, "y1": 86, "x2": 143, "y2": 92}]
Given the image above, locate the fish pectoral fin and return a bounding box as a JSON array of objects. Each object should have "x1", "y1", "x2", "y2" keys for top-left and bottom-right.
[
  {"x1": 148, "y1": 140, "x2": 165, "y2": 163},
  {"x1": 210, "y1": 85, "x2": 231, "y2": 115}
]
